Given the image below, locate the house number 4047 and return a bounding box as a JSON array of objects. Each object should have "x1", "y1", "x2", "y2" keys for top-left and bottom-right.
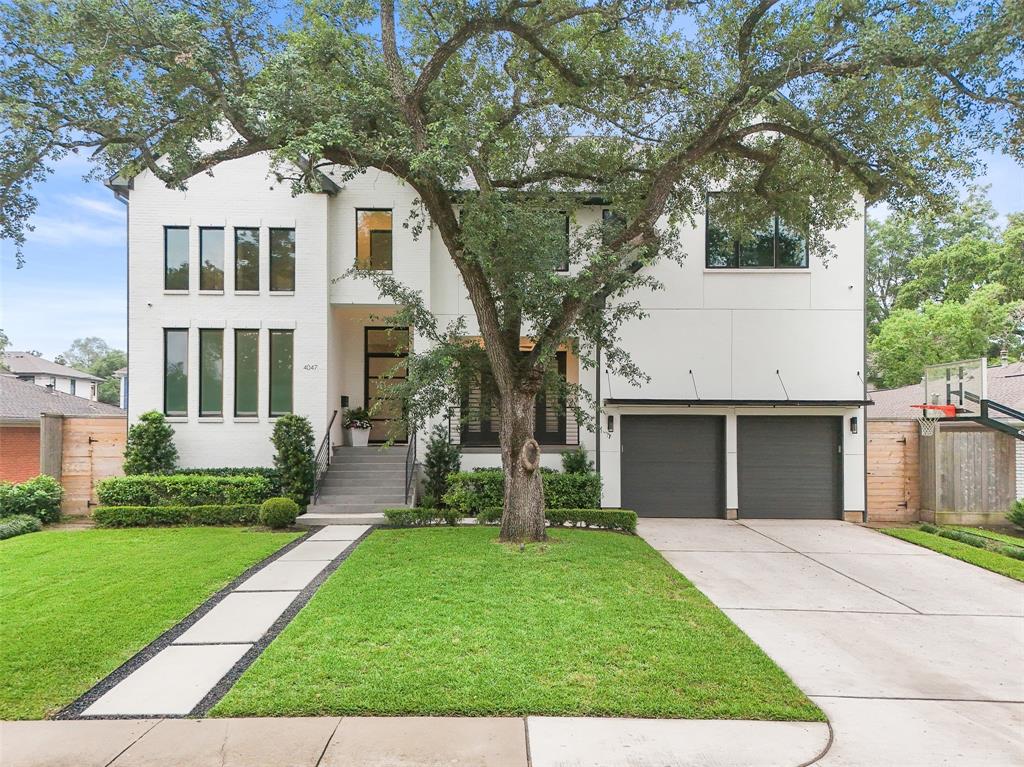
[{"x1": 303, "y1": 364, "x2": 318, "y2": 371}]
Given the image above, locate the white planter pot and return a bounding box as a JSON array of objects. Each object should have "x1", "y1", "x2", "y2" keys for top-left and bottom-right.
[{"x1": 347, "y1": 427, "x2": 371, "y2": 447}]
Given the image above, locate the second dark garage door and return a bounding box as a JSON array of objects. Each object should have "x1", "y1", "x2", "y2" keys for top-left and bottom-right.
[
  {"x1": 621, "y1": 415, "x2": 725, "y2": 517},
  {"x1": 737, "y1": 416, "x2": 843, "y2": 519}
]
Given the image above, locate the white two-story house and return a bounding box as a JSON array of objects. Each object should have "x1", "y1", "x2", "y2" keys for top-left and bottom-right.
[
  {"x1": 1, "y1": 352, "x2": 102, "y2": 401},
  {"x1": 110, "y1": 153, "x2": 867, "y2": 522}
]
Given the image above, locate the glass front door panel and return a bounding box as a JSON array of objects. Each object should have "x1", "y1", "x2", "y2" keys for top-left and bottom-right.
[{"x1": 364, "y1": 327, "x2": 408, "y2": 443}]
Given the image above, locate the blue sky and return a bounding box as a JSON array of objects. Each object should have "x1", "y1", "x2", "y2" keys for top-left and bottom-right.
[{"x1": 0, "y1": 149, "x2": 1021, "y2": 360}]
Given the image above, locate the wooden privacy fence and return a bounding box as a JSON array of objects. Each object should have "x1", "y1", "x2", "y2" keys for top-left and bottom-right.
[
  {"x1": 866, "y1": 420, "x2": 920, "y2": 523},
  {"x1": 52, "y1": 415, "x2": 127, "y2": 516}
]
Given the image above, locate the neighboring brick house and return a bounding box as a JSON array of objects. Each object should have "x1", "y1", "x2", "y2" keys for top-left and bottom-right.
[
  {"x1": 1, "y1": 352, "x2": 104, "y2": 401},
  {"x1": 0, "y1": 376, "x2": 126, "y2": 485}
]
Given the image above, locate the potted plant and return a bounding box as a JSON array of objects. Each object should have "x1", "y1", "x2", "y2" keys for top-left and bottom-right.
[{"x1": 344, "y1": 407, "x2": 372, "y2": 447}]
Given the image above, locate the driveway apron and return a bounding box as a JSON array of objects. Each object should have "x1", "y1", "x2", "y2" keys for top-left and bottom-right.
[{"x1": 639, "y1": 519, "x2": 1024, "y2": 767}]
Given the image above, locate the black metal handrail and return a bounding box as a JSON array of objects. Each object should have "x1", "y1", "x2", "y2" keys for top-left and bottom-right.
[
  {"x1": 405, "y1": 427, "x2": 417, "y2": 506},
  {"x1": 312, "y1": 410, "x2": 338, "y2": 504}
]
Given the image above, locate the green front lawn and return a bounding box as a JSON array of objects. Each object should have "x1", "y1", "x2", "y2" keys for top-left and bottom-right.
[
  {"x1": 0, "y1": 527, "x2": 298, "y2": 719},
  {"x1": 213, "y1": 527, "x2": 822, "y2": 721},
  {"x1": 950, "y1": 526, "x2": 1024, "y2": 548},
  {"x1": 882, "y1": 528, "x2": 1024, "y2": 582}
]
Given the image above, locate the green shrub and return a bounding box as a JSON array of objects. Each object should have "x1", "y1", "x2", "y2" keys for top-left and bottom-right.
[
  {"x1": 96, "y1": 474, "x2": 272, "y2": 506},
  {"x1": 1001, "y1": 545, "x2": 1024, "y2": 561},
  {"x1": 937, "y1": 528, "x2": 990, "y2": 549},
  {"x1": 123, "y1": 410, "x2": 178, "y2": 474},
  {"x1": 93, "y1": 504, "x2": 261, "y2": 527},
  {"x1": 168, "y1": 467, "x2": 282, "y2": 495},
  {"x1": 919, "y1": 522, "x2": 940, "y2": 534},
  {"x1": 0, "y1": 475, "x2": 63, "y2": 523},
  {"x1": 422, "y1": 424, "x2": 461, "y2": 507},
  {"x1": 384, "y1": 507, "x2": 461, "y2": 527},
  {"x1": 1008, "y1": 499, "x2": 1024, "y2": 530},
  {"x1": 443, "y1": 470, "x2": 601, "y2": 515},
  {"x1": 271, "y1": 415, "x2": 315, "y2": 506},
  {"x1": 561, "y1": 446, "x2": 593, "y2": 474},
  {"x1": 476, "y1": 507, "x2": 636, "y2": 533},
  {"x1": 259, "y1": 497, "x2": 300, "y2": 529},
  {"x1": 0, "y1": 514, "x2": 43, "y2": 540}
]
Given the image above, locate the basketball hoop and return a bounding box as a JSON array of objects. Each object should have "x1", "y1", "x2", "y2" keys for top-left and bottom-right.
[{"x1": 910, "y1": 404, "x2": 956, "y2": 436}]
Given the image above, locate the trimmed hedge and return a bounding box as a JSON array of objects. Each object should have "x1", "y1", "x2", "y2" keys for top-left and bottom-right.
[
  {"x1": 384, "y1": 508, "x2": 462, "y2": 527},
  {"x1": 476, "y1": 507, "x2": 637, "y2": 533},
  {"x1": 1009, "y1": 499, "x2": 1024, "y2": 530},
  {"x1": 0, "y1": 514, "x2": 43, "y2": 540},
  {"x1": 443, "y1": 470, "x2": 601, "y2": 514},
  {"x1": 260, "y1": 498, "x2": 299, "y2": 529},
  {"x1": 169, "y1": 467, "x2": 282, "y2": 495},
  {"x1": 93, "y1": 504, "x2": 261, "y2": 528},
  {"x1": 97, "y1": 474, "x2": 273, "y2": 507},
  {"x1": 0, "y1": 475, "x2": 63, "y2": 523}
]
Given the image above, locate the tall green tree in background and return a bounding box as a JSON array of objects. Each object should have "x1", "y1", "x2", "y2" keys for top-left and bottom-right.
[
  {"x1": 59, "y1": 337, "x2": 127, "y2": 405},
  {"x1": 2, "y1": 1, "x2": 1021, "y2": 541}
]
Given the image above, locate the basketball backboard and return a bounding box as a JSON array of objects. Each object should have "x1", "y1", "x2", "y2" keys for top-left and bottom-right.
[{"x1": 922, "y1": 357, "x2": 988, "y2": 417}]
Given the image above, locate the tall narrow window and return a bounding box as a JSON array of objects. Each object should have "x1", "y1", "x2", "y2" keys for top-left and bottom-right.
[
  {"x1": 552, "y1": 213, "x2": 570, "y2": 272},
  {"x1": 164, "y1": 227, "x2": 189, "y2": 290},
  {"x1": 199, "y1": 228, "x2": 225, "y2": 291},
  {"x1": 234, "y1": 228, "x2": 260, "y2": 291},
  {"x1": 234, "y1": 329, "x2": 259, "y2": 417},
  {"x1": 199, "y1": 329, "x2": 223, "y2": 416},
  {"x1": 269, "y1": 228, "x2": 295, "y2": 291},
  {"x1": 164, "y1": 329, "x2": 188, "y2": 416},
  {"x1": 70, "y1": 379, "x2": 76, "y2": 396},
  {"x1": 356, "y1": 210, "x2": 393, "y2": 270},
  {"x1": 269, "y1": 330, "x2": 294, "y2": 416}
]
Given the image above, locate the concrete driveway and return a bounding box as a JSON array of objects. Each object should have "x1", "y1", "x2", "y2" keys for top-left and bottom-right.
[{"x1": 639, "y1": 519, "x2": 1024, "y2": 766}]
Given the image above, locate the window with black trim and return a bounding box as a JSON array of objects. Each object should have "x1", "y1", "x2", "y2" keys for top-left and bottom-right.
[
  {"x1": 199, "y1": 227, "x2": 224, "y2": 290},
  {"x1": 270, "y1": 228, "x2": 295, "y2": 291},
  {"x1": 199, "y1": 329, "x2": 223, "y2": 417},
  {"x1": 551, "y1": 213, "x2": 570, "y2": 272},
  {"x1": 602, "y1": 209, "x2": 626, "y2": 246},
  {"x1": 356, "y1": 210, "x2": 392, "y2": 270},
  {"x1": 164, "y1": 328, "x2": 188, "y2": 416},
  {"x1": 234, "y1": 228, "x2": 260, "y2": 291},
  {"x1": 705, "y1": 193, "x2": 808, "y2": 269},
  {"x1": 164, "y1": 227, "x2": 189, "y2": 290},
  {"x1": 234, "y1": 329, "x2": 259, "y2": 417},
  {"x1": 269, "y1": 330, "x2": 293, "y2": 416}
]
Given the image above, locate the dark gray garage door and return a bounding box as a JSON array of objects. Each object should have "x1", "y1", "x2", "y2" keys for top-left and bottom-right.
[
  {"x1": 737, "y1": 416, "x2": 843, "y2": 519},
  {"x1": 621, "y1": 415, "x2": 725, "y2": 518}
]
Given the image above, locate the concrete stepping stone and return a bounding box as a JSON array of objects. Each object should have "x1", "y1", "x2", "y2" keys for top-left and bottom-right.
[
  {"x1": 277, "y1": 539, "x2": 351, "y2": 562},
  {"x1": 308, "y1": 525, "x2": 372, "y2": 542},
  {"x1": 83, "y1": 644, "x2": 250, "y2": 716},
  {"x1": 527, "y1": 716, "x2": 830, "y2": 767},
  {"x1": 174, "y1": 591, "x2": 299, "y2": 644},
  {"x1": 236, "y1": 560, "x2": 330, "y2": 591}
]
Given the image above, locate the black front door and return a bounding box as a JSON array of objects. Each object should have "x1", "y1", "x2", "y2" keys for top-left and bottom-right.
[{"x1": 364, "y1": 326, "x2": 408, "y2": 443}]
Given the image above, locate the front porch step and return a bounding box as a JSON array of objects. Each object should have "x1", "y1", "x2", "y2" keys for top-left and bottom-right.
[
  {"x1": 296, "y1": 511, "x2": 387, "y2": 527},
  {"x1": 312, "y1": 501, "x2": 406, "y2": 514},
  {"x1": 332, "y1": 455, "x2": 407, "y2": 464},
  {"x1": 315, "y1": 496, "x2": 408, "y2": 507},
  {"x1": 318, "y1": 484, "x2": 408, "y2": 496},
  {"x1": 324, "y1": 465, "x2": 407, "y2": 474}
]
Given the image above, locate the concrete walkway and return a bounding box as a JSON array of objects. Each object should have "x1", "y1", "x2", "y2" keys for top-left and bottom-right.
[
  {"x1": 639, "y1": 519, "x2": 1024, "y2": 767},
  {"x1": 76, "y1": 525, "x2": 371, "y2": 718},
  {"x1": 1, "y1": 716, "x2": 830, "y2": 767}
]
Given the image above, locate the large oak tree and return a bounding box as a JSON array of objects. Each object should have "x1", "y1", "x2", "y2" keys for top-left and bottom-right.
[{"x1": 2, "y1": 0, "x2": 1021, "y2": 540}]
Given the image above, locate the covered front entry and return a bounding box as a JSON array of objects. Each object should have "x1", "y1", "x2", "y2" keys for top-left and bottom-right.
[
  {"x1": 364, "y1": 326, "x2": 408, "y2": 443},
  {"x1": 737, "y1": 416, "x2": 843, "y2": 519},
  {"x1": 620, "y1": 414, "x2": 725, "y2": 518}
]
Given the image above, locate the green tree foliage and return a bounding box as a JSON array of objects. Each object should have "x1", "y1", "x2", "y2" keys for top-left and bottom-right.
[
  {"x1": 869, "y1": 285, "x2": 1024, "y2": 388},
  {"x1": 123, "y1": 410, "x2": 179, "y2": 475},
  {"x1": 270, "y1": 415, "x2": 315, "y2": 507},
  {"x1": 60, "y1": 337, "x2": 126, "y2": 405},
  {"x1": 421, "y1": 423, "x2": 461, "y2": 508},
  {"x1": 2, "y1": 1, "x2": 1021, "y2": 540}
]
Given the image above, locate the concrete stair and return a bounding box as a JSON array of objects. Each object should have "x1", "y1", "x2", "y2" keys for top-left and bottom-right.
[{"x1": 296, "y1": 446, "x2": 409, "y2": 528}]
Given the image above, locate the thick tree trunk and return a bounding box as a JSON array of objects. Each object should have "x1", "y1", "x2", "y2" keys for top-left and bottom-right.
[{"x1": 498, "y1": 390, "x2": 546, "y2": 543}]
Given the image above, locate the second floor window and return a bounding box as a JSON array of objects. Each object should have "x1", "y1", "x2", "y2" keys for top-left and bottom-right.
[
  {"x1": 235, "y1": 228, "x2": 260, "y2": 291},
  {"x1": 199, "y1": 228, "x2": 224, "y2": 291},
  {"x1": 270, "y1": 228, "x2": 295, "y2": 291},
  {"x1": 164, "y1": 227, "x2": 189, "y2": 290},
  {"x1": 356, "y1": 209, "x2": 393, "y2": 270},
  {"x1": 705, "y1": 194, "x2": 808, "y2": 269}
]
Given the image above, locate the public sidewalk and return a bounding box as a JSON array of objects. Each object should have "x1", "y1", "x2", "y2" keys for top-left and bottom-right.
[{"x1": 0, "y1": 715, "x2": 830, "y2": 767}]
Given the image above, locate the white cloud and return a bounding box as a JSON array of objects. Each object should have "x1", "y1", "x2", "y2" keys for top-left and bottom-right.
[
  {"x1": 24, "y1": 214, "x2": 124, "y2": 247},
  {"x1": 60, "y1": 194, "x2": 126, "y2": 220}
]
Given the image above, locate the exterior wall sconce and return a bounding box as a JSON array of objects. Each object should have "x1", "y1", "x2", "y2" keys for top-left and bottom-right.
[
  {"x1": 607, "y1": 414, "x2": 615, "y2": 434},
  {"x1": 850, "y1": 416, "x2": 858, "y2": 434}
]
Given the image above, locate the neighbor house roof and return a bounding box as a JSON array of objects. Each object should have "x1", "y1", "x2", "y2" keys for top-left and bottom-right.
[
  {"x1": 1, "y1": 352, "x2": 103, "y2": 382},
  {"x1": 0, "y1": 376, "x2": 125, "y2": 422},
  {"x1": 868, "y1": 361, "x2": 1024, "y2": 420}
]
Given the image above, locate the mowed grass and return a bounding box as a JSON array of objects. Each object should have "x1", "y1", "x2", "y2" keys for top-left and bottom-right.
[
  {"x1": 214, "y1": 527, "x2": 822, "y2": 721},
  {"x1": 882, "y1": 528, "x2": 1024, "y2": 582},
  {"x1": 0, "y1": 527, "x2": 299, "y2": 719}
]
